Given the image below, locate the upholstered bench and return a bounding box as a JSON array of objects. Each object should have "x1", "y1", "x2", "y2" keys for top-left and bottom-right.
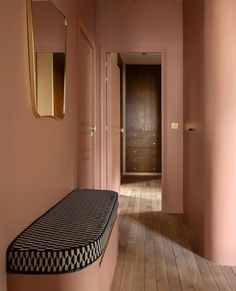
[{"x1": 7, "y1": 189, "x2": 119, "y2": 291}]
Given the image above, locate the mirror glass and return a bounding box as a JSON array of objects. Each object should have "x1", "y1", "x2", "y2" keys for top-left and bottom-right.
[{"x1": 27, "y1": 0, "x2": 67, "y2": 119}]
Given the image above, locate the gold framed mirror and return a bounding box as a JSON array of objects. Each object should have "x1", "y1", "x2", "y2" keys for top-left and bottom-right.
[{"x1": 27, "y1": 0, "x2": 67, "y2": 119}]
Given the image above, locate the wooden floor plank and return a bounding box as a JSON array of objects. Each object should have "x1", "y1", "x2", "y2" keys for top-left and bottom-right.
[
  {"x1": 153, "y1": 214, "x2": 169, "y2": 290},
  {"x1": 208, "y1": 263, "x2": 232, "y2": 291},
  {"x1": 221, "y1": 266, "x2": 236, "y2": 290},
  {"x1": 167, "y1": 215, "x2": 195, "y2": 291},
  {"x1": 194, "y1": 254, "x2": 219, "y2": 291},
  {"x1": 131, "y1": 180, "x2": 145, "y2": 291},
  {"x1": 231, "y1": 266, "x2": 236, "y2": 276},
  {"x1": 119, "y1": 183, "x2": 140, "y2": 291},
  {"x1": 111, "y1": 176, "x2": 236, "y2": 291},
  {"x1": 151, "y1": 178, "x2": 169, "y2": 291},
  {"x1": 110, "y1": 182, "x2": 134, "y2": 291},
  {"x1": 160, "y1": 213, "x2": 182, "y2": 290},
  {"x1": 174, "y1": 216, "x2": 206, "y2": 291},
  {"x1": 144, "y1": 184, "x2": 157, "y2": 291}
]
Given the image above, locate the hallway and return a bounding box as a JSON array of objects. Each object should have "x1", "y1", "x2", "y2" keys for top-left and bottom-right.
[{"x1": 111, "y1": 177, "x2": 236, "y2": 291}]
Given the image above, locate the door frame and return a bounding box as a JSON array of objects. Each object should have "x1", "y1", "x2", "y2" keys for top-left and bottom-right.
[
  {"x1": 78, "y1": 20, "x2": 97, "y2": 188},
  {"x1": 106, "y1": 52, "x2": 121, "y2": 192},
  {"x1": 100, "y1": 46, "x2": 166, "y2": 203}
]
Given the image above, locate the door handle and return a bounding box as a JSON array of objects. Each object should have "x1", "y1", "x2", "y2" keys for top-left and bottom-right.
[
  {"x1": 120, "y1": 128, "x2": 124, "y2": 134},
  {"x1": 90, "y1": 126, "x2": 96, "y2": 136}
]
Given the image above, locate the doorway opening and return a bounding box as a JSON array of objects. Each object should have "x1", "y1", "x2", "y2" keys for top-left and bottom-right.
[{"x1": 104, "y1": 50, "x2": 163, "y2": 210}]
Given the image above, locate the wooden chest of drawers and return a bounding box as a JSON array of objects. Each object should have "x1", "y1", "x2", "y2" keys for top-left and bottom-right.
[
  {"x1": 126, "y1": 130, "x2": 160, "y2": 173},
  {"x1": 126, "y1": 153, "x2": 158, "y2": 172},
  {"x1": 125, "y1": 65, "x2": 162, "y2": 174}
]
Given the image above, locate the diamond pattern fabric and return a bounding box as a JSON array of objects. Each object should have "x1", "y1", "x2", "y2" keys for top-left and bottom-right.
[{"x1": 7, "y1": 189, "x2": 118, "y2": 274}]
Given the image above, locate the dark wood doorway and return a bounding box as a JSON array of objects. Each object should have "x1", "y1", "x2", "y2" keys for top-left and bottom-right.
[{"x1": 125, "y1": 65, "x2": 162, "y2": 174}]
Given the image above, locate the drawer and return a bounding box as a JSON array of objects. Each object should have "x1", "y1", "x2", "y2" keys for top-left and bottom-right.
[
  {"x1": 126, "y1": 138, "x2": 157, "y2": 148},
  {"x1": 126, "y1": 163, "x2": 158, "y2": 173},
  {"x1": 126, "y1": 148, "x2": 158, "y2": 156},
  {"x1": 127, "y1": 156, "x2": 158, "y2": 165},
  {"x1": 126, "y1": 156, "x2": 158, "y2": 173},
  {"x1": 126, "y1": 130, "x2": 158, "y2": 139}
]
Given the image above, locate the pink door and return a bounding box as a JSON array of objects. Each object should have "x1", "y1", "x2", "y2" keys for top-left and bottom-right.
[
  {"x1": 78, "y1": 23, "x2": 96, "y2": 189},
  {"x1": 106, "y1": 53, "x2": 121, "y2": 193}
]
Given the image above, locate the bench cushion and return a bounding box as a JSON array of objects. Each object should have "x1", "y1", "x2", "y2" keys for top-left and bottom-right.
[{"x1": 7, "y1": 189, "x2": 118, "y2": 274}]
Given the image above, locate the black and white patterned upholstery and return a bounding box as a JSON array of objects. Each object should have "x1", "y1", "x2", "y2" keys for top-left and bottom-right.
[{"x1": 7, "y1": 189, "x2": 118, "y2": 274}]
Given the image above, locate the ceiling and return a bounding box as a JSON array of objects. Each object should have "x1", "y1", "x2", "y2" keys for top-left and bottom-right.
[{"x1": 119, "y1": 52, "x2": 162, "y2": 64}]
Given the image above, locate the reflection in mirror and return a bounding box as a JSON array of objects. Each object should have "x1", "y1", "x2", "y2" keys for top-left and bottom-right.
[{"x1": 27, "y1": 0, "x2": 67, "y2": 119}]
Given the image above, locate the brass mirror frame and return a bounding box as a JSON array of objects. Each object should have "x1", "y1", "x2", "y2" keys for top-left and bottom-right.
[{"x1": 26, "y1": 0, "x2": 67, "y2": 120}]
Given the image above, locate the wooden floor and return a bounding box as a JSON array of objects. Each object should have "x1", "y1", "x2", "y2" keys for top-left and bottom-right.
[{"x1": 111, "y1": 176, "x2": 236, "y2": 291}]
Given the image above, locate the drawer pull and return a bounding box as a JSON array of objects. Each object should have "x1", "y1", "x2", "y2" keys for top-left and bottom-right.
[
  {"x1": 134, "y1": 159, "x2": 136, "y2": 162},
  {"x1": 133, "y1": 150, "x2": 136, "y2": 153},
  {"x1": 153, "y1": 151, "x2": 156, "y2": 153},
  {"x1": 153, "y1": 142, "x2": 156, "y2": 145},
  {"x1": 134, "y1": 168, "x2": 137, "y2": 170},
  {"x1": 153, "y1": 168, "x2": 156, "y2": 170}
]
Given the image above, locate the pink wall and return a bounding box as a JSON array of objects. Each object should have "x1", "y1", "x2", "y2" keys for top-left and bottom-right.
[
  {"x1": 183, "y1": 0, "x2": 205, "y2": 253},
  {"x1": 204, "y1": 0, "x2": 236, "y2": 265},
  {"x1": 33, "y1": 1, "x2": 66, "y2": 52},
  {"x1": 184, "y1": 0, "x2": 236, "y2": 264},
  {"x1": 96, "y1": 0, "x2": 183, "y2": 213},
  {"x1": 0, "y1": 1, "x2": 96, "y2": 291},
  {"x1": 78, "y1": 0, "x2": 96, "y2": 41}
]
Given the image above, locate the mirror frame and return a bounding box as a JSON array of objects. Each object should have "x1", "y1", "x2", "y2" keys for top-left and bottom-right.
[{"x1": 26, "y1": 0, "x2": 67, "y2": 120}]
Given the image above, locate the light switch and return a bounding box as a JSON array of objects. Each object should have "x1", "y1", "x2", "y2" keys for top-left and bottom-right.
[{"x1": 171, "y1": 123, "x2": 179, "y2": 130}]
